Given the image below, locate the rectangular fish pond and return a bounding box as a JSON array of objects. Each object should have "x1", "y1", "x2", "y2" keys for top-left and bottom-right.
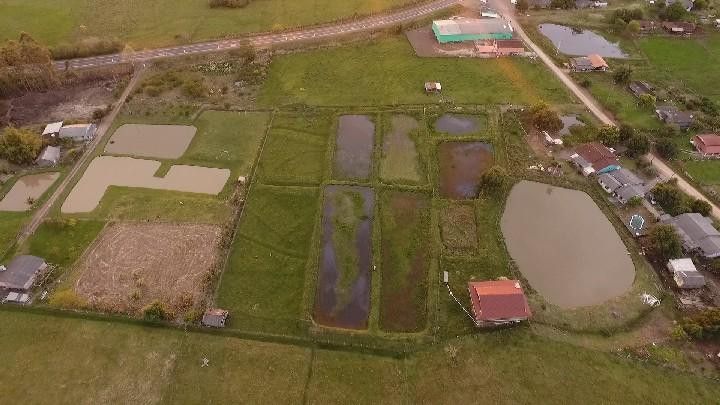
[
  {"x1": 438, "y1": 142, "x2": 493, "y2": 199},
  {"x1": 314, "y1": 185, "x2": 374, "y2": 329},
  {"x1": 333, "y1": 115, "x2": 375, "y2": 181}
]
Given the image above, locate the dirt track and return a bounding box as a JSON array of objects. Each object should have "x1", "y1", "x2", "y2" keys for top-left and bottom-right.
[{"x1": 73, "y1": 222, "x2": 221, "y2": 315}]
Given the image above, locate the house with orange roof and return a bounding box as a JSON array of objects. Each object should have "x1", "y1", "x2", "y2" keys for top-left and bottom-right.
[{"x1": 467, "y1": 279, "x2": 531, "y2": 326}]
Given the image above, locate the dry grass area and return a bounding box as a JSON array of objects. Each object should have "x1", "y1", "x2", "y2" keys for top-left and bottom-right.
[
  {"x1": 73, "y1": 222, "x2": 221, "y2": 316},
  {"x1": 439, "y1": 204, "x2": 477, "y2": 252}
]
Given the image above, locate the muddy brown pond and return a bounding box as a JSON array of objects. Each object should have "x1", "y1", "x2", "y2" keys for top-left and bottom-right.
[
  {"x1": 0, "y1": 172, "x2": 59, "y2": 211},
  {"x1": 438, "y1": 142, "x2": 493, "y2": 199},
  {"x1": 106, "y1": 124, "x2": 196, "y2": 159},
  {"x1": 501, "y1": 180, "x2": 634, "y2": 308},
  {"x1": 315, "y1": 185, "x2": 374, "y2": 329},
  {"x1": 434, "y1": 114, "x2": 481, "y2": 136},
  {"x1": 333, "y1": 115, "x2": 374, "y2": 180}
]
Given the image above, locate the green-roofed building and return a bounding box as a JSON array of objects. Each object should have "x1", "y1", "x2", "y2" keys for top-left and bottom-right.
[{"x1": 432, "y1": 18, "x2": 514, "y2": 43}]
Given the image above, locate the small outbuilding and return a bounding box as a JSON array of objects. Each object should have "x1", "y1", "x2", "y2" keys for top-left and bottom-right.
[
  {"x1": 0, "y1": 255, "x2": 47, "y2": 291},
  {"x1": 202, "y1": 308, "x2": 229, "y2": 328},
  {"x1": 467, "y1": 279, "x2": 531, "y2": 327},
  {"x1": 424, "y1": 82, "x2": 442, "y2": 93},
  {"x1": 667, "y1": 258, "x2": 706, "y2": 289},
  {"x1": 36, "y1": 145, "x2": 61, "y2": 167},
  {"x1": 570, "y1": 54, "x2": 608, "y2": 72},
  {"x1": 59, "y1": 123, "x2": 97, "y2": 142},
  {"x1": 42, "y1": 121, "x2": 63, "y2": 138},
  {"x1": 628, "y1": 81, "x2": 654, "y2": 98},
  {"x1": 655, "y1": 106, "x2": 694, "y2": 130}
]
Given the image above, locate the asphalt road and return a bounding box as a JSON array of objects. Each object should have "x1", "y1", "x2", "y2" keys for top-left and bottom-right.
[{"x1": 53, "y1": 0, "x2": 458, "y2": 70}]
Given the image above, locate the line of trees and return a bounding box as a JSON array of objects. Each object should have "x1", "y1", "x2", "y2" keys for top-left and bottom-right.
[{"x1": 0, "y1": 33, "x2": 58, "y2": 97}]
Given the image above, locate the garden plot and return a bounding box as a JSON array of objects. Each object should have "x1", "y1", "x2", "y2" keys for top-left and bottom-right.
[
  {"x1": 439, "y1": 203, "x2": 478, "y2": 252},
  {"x1": 333, "y1": 115, "x2": 374, "y2": 181},
  {"x1": 315, "y1": 185, "x2": 374, "y2": 329},
  {"x1": 105, "y1": 124, "x2": 196, "y2": 159},
  {"x1": 380, "y1": 115, "x2": 424, "y2": 184},
  {"x1": 61, "y1": 156, "x2": 230, "y2": 213},
  {"x1": 379, "y1": 191, "x2": 430, "y2": 332},
  {"x1": 0, "y1": 172, "x2": 59, "y2": 211},
  {"x1": 438, "y1": 142, "x2": 493, "y2": 199},
  {"x1": 72, "y1": 222, "x2": 222, "y2": 315}
]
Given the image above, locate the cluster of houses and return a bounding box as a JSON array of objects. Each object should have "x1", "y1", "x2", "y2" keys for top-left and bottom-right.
[
  {"x1": 627, "y1": 80, "x2": 697, "y2": 129},
  {"x1": 36, "y1": 121, "x2": 96, "y2": 167},
  {"x1": 0, "y1": 255, "x2": 48, "y2": 304},
  {"x1": 431, "y1": 17, "x2": 527, "y2": 57}
]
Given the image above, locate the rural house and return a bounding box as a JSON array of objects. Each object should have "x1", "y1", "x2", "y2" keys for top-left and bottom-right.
[
  {"x1": 495, "y1": 39, "x2": 525, "y2": 55},
  {"x1": 36, "y1": 145, "x2": 60, "y2": 167},
  {"x1": 570, "y1": 142, "x2": 620, "y2": 176},
  {"x1": 42, "y1": 121, "x2": 63, "y2": 138},
  {"x1": 468, "y1": 280, "x2": 531, "y2": 326},
  {"x1": 655, "y1": 106, "x2": 694, "y2": 130},
  {"x1": 570, "y1": 54, "x2": 608, "y2": 72},
  {"x1": 628, "y1": 81, "x2": 654, "y2": 98},
  {"x1": 59, "y1": 123, "x2": 97, "y2": 142},
  {"x1": 202, "y1": 308, "x2": 229, "y2": 327},
  {"x1": 0, "y1": 255, "x2": 47, "y2": 292},
  {"x1": 597, "y1": 168, "x2": 647, "y2": 204},
  {"x1": 662, "y1": 21, "x2": 697, "y2": 35},
  {"x1": 667, "y1": 258, "x2": 706, "y2": 289},
  {"x1": 692, "y1": 134, "x2": 720, "y2": 157},
  {"x1": 432, "y1": 18, "x2": 513, "y2": 43},
  {"x1": 663, "y1": 213, "x2": 720, "y2": 258}
]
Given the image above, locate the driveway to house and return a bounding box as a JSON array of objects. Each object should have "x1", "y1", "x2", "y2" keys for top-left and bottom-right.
[
  {"x1": 482, "y1": 0, "x2": 720, "y2": 219},
  {"x1": 53, "y1": 0, "x2": 458, "y2": 70}
]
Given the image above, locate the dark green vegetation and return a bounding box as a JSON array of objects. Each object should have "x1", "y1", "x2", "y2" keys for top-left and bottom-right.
[
  {"x1": 0, "y1": 212, "x2": 28, "y2": 258},
  {"x1": 3, "y1": 310, "x2": 719, "y2": 403},
  {"x1": 379, "y1": 191, "x2": 431, "y2": 332},
  {"x1": 26, "y1": 219, "x2": 105, "y2": 268},
  {"x1": 259, "y1": 38, "x2": 574, "y2": 107}
]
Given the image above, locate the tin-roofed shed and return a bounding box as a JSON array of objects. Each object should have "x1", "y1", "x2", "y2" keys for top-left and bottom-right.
[{"x1": 432, "y1": 18, "x2": 513, "y2": 43}]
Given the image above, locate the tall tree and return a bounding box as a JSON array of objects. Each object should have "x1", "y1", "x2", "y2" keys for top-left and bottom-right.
[{"x1": 0, "y1": 126, "x2": 42, "y2": 165}]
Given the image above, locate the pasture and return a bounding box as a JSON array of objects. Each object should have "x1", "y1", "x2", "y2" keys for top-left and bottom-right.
[{"x1": 0, "y1": 0, "x2": 417, "y2": 48}]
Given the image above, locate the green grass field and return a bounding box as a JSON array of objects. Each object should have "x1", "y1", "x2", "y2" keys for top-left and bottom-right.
[
  {"x1": 26, "y1": 219, "x2": 105, "y2": 268},
  {"x1": 257, "y1": 112, "x2": 332, "y2": 185},
  {"x1": 638, "y1": 34, "x2": 720, "y2": 104},
  {"x1": 259, "y1": 37, "x2": 574, "y2": 107},
  {"x1": 0, "y1": 0, "x2": 416, "y2": 49},
  {"x1": 683, "y1": 160, "x2": 720, "y2": 185},
  {"x1": 0, "y1": 212, "x2": 28, "y2": 258},
  {"x1": 217, "y1": 184, "x2": 319, "y2": 332},
  {"x1": 379, "y1": 114, "x2": 427, "y2": 185},
  {"x1": 1, "y1": 310, "x2": 719, "y2": 404}
]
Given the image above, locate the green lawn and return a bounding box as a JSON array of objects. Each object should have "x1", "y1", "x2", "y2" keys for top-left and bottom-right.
[
  {"x1": 259, "y1": 37, "x2": 575, "y2": 107},
  {"x1": 26, "y1": 219, "x2": 105, "y2": 268},
  {"x1": 683, "y1": 160, "x2": 720, "y2": 185},
  {"x1": 0, "y1": 212, "x2": 28, "y2": 258},
  {"x1": 578, "y1": 73, "x2": 661, "y2": 130},
  {"x1": 185, "y1": 110, "x2": 269, "y2": 176},
  {"x1": 217, "y1": 184, "x2": 319, "y2": 332},
  {"x1": 2, "y1": 310, "x2": 720, "y2": 404},
  {"x1": 638, "y1": 34, "x2": 720, "y2": 103},
  {"x1": 0, "y1": 0, "x2": 416, "y2": 49},
  {"x1": 380, "y1": 114, "x2": 427, "y2": 185},
  {"x1": 257, "y1": 112, "x2": 332, "y2": 185}
]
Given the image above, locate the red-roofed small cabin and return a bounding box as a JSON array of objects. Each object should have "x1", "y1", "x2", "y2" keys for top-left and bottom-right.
[
  {"x1": 467, "y1": 280, "x2": 531, "y2": 327},
  {"x1": 693, "y1": 134, "x2": 720, "y2": 157}
]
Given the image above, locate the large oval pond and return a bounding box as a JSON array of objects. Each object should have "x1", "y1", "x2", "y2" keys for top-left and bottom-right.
[
  {"x1": 501, "y1": 181, "x2": 634, "y2": 308},
  {"x1": 539, "y1": 24, "x2": 628, "y2": 59}
]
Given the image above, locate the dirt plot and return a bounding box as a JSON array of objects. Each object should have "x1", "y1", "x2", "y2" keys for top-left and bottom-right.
[
  {"x1": 1, "y1": 80, "x2": 121, "y2": 126},
  {"x1": 73, "y1": 222, "x2": 222, "y2": 315},
  {"x1": 439, "y1": 204, "x2": 478, "y2": 252}
]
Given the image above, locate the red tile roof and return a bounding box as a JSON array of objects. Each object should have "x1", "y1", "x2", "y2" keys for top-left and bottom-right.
[
  {"x1": 694, "y1": 134, "x2": 720, "y2": 155},
  {"x1": 468, "y1": 280, "x2": 531, "y2": 323},
  {"x1": 587, "y1": 54, "x2": 608, "y2": 69},
  {"x1": 575, "y1": 142, "x2": 619, "y2": 172}
]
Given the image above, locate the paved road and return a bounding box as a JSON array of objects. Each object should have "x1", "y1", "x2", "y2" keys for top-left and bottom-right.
[
  {"x1": 53, "y1": 0, "x2": 458, "y2": 70},
  {"x1": 486, "y1": 0, "x2": 720, "y2": 218},
  {"x1": 17, "y1": 68, "x2": 145, "y2": 244}
]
